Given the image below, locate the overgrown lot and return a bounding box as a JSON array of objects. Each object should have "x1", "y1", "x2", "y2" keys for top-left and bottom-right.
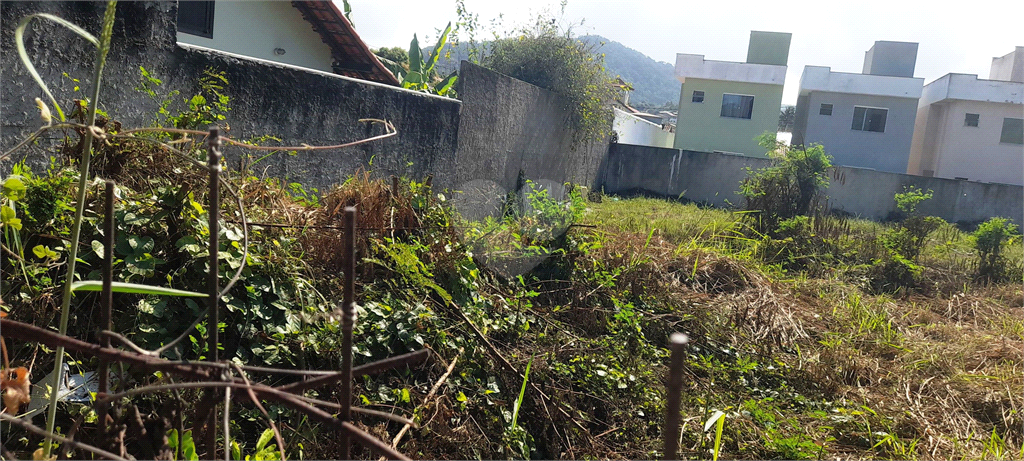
[{"x1": 2, "y1": 146, "x2": 1021, "y2": 459}]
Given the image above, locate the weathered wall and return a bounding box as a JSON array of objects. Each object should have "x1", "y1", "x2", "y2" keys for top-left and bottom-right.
[
  {"x1": 1, "y1": 2, "x2": 460, "y2": 193},
  {"x1": 454, "y1": 61, "x2": 610, "y2": 193},
  {"x1": 602, "y1": 143, "x2": 1024, "y2": 225}
]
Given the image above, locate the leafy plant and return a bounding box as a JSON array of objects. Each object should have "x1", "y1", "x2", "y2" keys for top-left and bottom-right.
[
  {"x1": 381, "y1": 22, "x2": 458, "y2": 97},
  {"x1": 740, "y1": 133, "x2": 832, "y2": 233},
  {"x1": 972, "y1": 217, "x2": 1020, "y2": 283}
]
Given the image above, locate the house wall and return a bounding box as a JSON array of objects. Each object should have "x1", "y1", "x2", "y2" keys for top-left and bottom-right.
[
  {"x1": 176, "y1": 1, "x2": 335, "y2": 73},
  {"x1": 1, "y1": 1, "x2": 460, "y2": 193},
  {"x1": 911, "y1": 100, "x2": 1024, "y2": 185},
  {"x1": 673, "y1": 78, "x2": 784, "y2": 156},
  {"x1": 794, "y1": 91, "x2": 919, "y2": 174},
  {"x1": 601, "y1": 144, "x2": 1024, "y2": 225},
  {"x1": 612, "y1": 108, "x2": 674, "y2": 148},
  {"x1": 746, "y1": 31, "x2": 792, "y2": 66},
  {"x1": 862, "y1": 41, "x2": 918, "y2": 78}
]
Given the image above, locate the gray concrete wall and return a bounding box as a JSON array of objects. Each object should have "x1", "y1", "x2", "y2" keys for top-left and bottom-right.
[
  {"x1": 454, "y1": 61, "x2": 609, "y2": 192},
  {"x1": 602, "y1": 143, "x2": 1024, "y2": 225},
  {"x1": 796, "y1": 91, "x2": 919, "y2": 174},
  {"x1": 1, "y1": 2, "x2": 460, "y2": 193}
]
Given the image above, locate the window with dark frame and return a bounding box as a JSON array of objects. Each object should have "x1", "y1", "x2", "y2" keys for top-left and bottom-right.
[
  {"x1": 177, "y1": 1, "x2": 215, "y2": 39},
  {"x1": 819, "y1": 103, "x2": 833, "y2": 116},
  {"x1": 692, "y1": 91, "x2": 705, "y2": 103},
  {"x1": 720, "y1": 94, "x2": 754, "y2": 119},
  {"x1": 851, "y1": 106, "x2": 887, "y2": 133},
  {"x1": 1001, "y1": 117, "x2": 1024, "y2": 144},
  {"x1": 965, "y1": 113, "x2": 980, "y2": 127}
]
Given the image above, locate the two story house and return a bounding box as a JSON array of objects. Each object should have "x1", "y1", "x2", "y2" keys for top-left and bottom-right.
[
  {"x1": 907, "y1": 47, "x2": 1024, "y2": 186},
  {"x1": 673, "y1": 31, "x2": 792, "y2": 157},
  {"x1": 791, "y1": 41, "x2": 924, "y2": 174}
]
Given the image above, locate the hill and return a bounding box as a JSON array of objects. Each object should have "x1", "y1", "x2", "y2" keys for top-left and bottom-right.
[{"x1": 428, "y1": 35, "x2": 680, "y2": 110}]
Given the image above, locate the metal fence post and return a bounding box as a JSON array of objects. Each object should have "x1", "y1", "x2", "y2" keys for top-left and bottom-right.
[{"x1": 663, "y1": 332, "x2": 689, "y2": 461}]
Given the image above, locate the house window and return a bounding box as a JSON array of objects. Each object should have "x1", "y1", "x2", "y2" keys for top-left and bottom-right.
[
  {"x1": 721, "y1": 94, "x2": 754, "y2": 119},
  {"x1": 851, "y1": 106, "x2": 887, "y2": 133},
  {"x1": 692, "y1": 91, "x2": 705, "y2": 103},
  {"x1": 177, "y1": 1, "x2": 215, "y2": 38},
  {"x1": 964, "y1": 113, "x2": 980, "y2": 127},
  {"x1": 1000, "y1": 117, "x2": 1024, "y2": 144},
  {"x1": 819, "y1": 103, "x2": 833, "y2": 116}
]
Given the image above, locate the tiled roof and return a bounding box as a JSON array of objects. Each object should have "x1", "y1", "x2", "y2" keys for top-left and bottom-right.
[{"x1": 291, "y1": 1, "x2": 399, "y2": 85}]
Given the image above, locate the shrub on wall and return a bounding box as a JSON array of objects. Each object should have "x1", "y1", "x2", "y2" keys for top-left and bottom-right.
[{"x1": 483, "y1": 27, "x2": 617, "y2": 146}]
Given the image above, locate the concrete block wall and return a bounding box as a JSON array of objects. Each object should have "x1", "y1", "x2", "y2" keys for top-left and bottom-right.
[
  {"x1": 1, "y1": 2, "x2": 460, "y2": 193},
  {"x1": 602, "y1": 143, "x2": 1023, "y2": 225}
]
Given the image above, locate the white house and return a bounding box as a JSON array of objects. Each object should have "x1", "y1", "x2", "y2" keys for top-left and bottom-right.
[
  {"x1": 175, "y1": 1, "x2": 397, "y2": 85},
  {"x1": 907, "y1": 47, "x2": 1024, "y2": 186}
]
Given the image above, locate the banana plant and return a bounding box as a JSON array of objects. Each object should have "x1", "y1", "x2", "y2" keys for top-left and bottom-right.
[{"x1": 379, "y1": 22, "x2": 458, "y2": 97}]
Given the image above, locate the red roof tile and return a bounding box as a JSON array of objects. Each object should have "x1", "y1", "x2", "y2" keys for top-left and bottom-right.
[{"x1": 291, "y1": 1, "x2": 399, "y2": 85}]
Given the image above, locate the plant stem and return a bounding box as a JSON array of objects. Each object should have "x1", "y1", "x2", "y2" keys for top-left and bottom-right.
[{"x1": 43, "y1": 2, "x2": 116, "y2": 458}]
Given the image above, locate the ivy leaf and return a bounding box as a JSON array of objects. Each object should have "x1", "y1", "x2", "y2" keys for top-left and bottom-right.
[
  {"x1": 1, "y1": 206, "x2": 22, "y2": 230},
  {"x1": 2, "y1": 177, "x2": 26, "y2": 201},
  {"x1": 32, "y1": 244, "x2": 58, "y2": 260}
]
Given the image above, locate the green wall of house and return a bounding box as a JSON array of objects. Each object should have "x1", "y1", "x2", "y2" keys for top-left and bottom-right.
[{"x1": 673, "y1": 78, "x2": 784, "y2": 157}]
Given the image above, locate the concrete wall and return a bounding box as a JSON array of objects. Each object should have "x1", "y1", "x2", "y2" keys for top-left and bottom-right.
[
  {"x1": 1, "y1": 2, "x2": 460, "y2": 193},
  {"x1": 601, "y1": 144, "x2": 1023, "y2": 225},
  {"x1": 454, "y1": 62, "x2": 609, "y2": 192},
  {"x1": 674, "y1": 78, "x2": 783, "y2": 156},
  {"x1": 793, "y1": 91, "x2": 919, "y2": 174},
  {"x1": 176, "y1": 1, "x2": 335, "y2": 73},
  {"x1": 612, "y1": 108, "x2": 674, "y2": 148}
]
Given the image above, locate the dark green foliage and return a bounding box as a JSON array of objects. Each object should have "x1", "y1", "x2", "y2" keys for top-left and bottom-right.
[
  {"x1": 740, "y1": 134, "x2": 833, "y2": 233},
  {"x1": 484, "y1": 31, "x2": 617, "y2": 145},
  {"x1": 869, "y1": 187, "x2": 944, "y2": 293},
  {"x1": 374, "y1": 46, "x2": 409, "y2": 66},
  {"x1": 972, "y1": 217, "x2": 1020, "y2": 283}
]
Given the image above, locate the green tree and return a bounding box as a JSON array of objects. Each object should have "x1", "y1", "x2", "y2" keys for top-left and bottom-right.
[
  {"x1": 778, "y1": 105, "x2": 796, "y2": 132},
  {"x1": 374, "y1": 46, "x2": 409, "y2": 67}
]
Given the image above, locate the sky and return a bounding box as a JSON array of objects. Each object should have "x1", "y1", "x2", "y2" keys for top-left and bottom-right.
[{"x1": 346, "y1": 0, "x2": 1023, "y2": 106}]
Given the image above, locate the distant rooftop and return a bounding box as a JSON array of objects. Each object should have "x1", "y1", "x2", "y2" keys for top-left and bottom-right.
[{"x1": 675, "y1": 31, "x2": 790, "y2": 86}]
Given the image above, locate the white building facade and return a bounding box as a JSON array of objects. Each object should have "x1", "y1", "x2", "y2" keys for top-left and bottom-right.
[{"x1": 908, "y1": 47, "x2": 1024, "y2": 186}]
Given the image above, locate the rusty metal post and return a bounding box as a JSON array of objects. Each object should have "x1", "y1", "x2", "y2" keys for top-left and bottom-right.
[
  {"x1": 206, "y1": 126, "x2": 222, "y2": 459},
  {"x1": 97, "y1": 180, "x2": 115, "y2": 433},
  {"x1": 663, "y1": 332, "x2": 689, "y2": 461},
  {"x1": 339, "y1": 206, "x2": 357, "y2": 459}
]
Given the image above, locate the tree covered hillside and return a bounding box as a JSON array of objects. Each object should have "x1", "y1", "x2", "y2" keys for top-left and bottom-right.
[
  {"x1": 425, "y1": 35, "x2": 680, "y2": 110},
  {"x1": 578, "y1": 35, "x2": 680, "y2": 110}
]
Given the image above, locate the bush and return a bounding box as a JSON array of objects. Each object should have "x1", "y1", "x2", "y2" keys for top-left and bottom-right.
[
  {"x1": 739, "y1": 134, "x2": 833, "y2": 232},
  {"x1": 484, "y1": 28, "x2": 617, "y2": 146},
  {"x1": 972, "y1": 217, "x2": 1020, "y2": 283},
  {"x1": 869, "y1": 187, "x2": 943, "y2": 292}
]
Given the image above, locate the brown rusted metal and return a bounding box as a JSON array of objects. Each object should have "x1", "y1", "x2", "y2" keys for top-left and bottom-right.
[
  {"x1": 663, "y1": 332, "x2": 689, "y2": 461},
  {"x1": 98, "y1": 180, "x2": 115, "y2": 433},
  {"x1": 206, "y1": 126, "x2": 222, "y2": 459},
  {"x1": 339, "y1": 206, "x2": 357, "y2": 458},
  {"x1": 277, "y1": 348, "x2": 431, "y2": 394}
]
